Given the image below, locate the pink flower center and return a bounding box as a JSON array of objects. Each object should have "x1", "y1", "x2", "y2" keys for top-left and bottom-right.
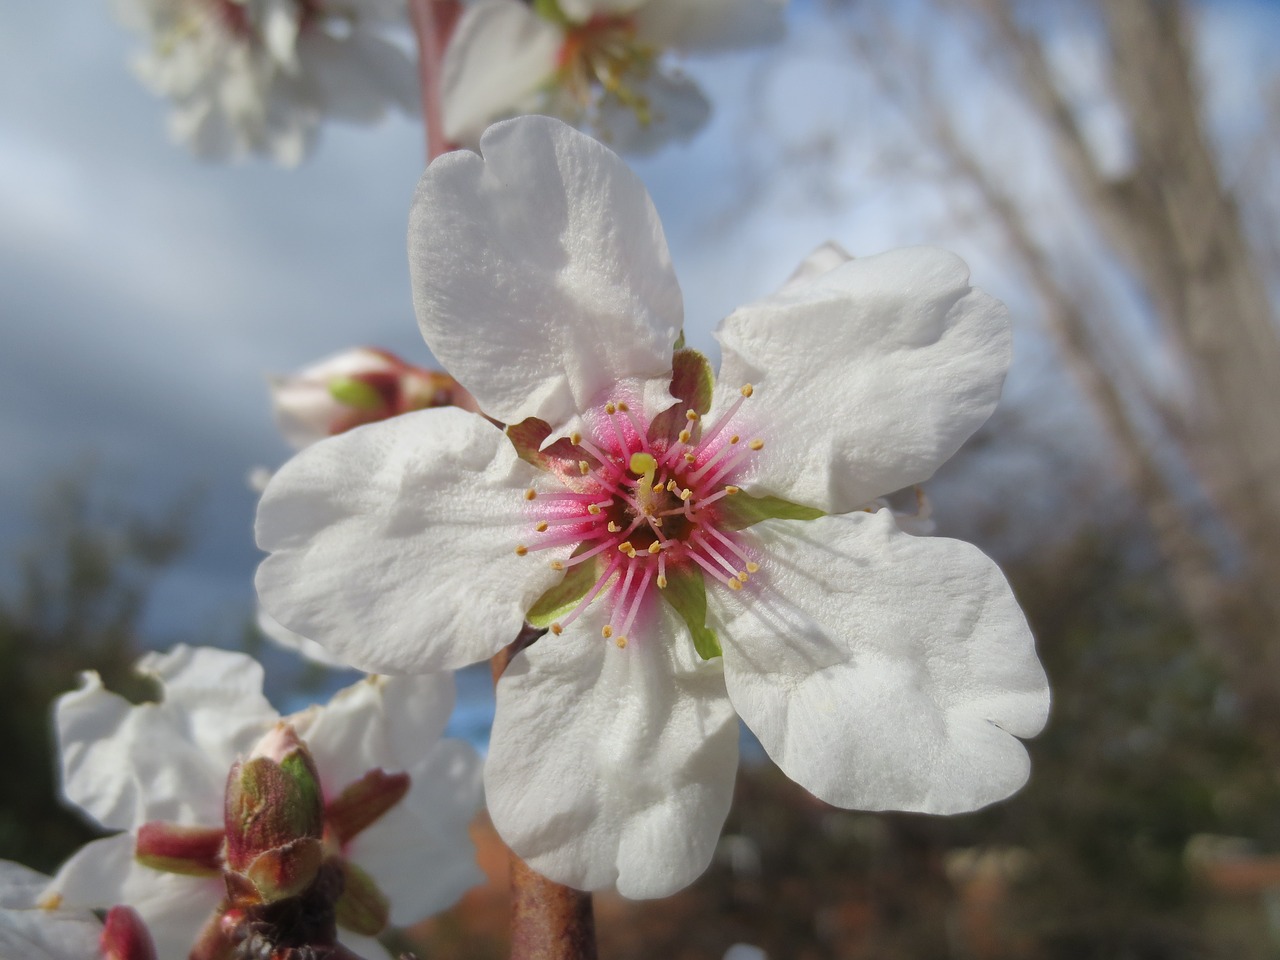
[{"x1": 517, "y1": 386, "x2": 763, "y2": 648}]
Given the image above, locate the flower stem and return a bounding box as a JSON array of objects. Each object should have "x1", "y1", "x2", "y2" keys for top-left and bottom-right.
[
  {"x1": 408, "y1": 0, "x2": 461, "y2": 162},
  {"x1": 492, "y1": 628, "x2": 599, "y2": 960}
]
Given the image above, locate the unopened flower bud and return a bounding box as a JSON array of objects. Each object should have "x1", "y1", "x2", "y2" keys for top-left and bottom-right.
[
  {"x1": 224, "y1": 724, "x2": 325, "y2": 903},
  {"x1": 270, "y1": 348, "x2": 477, "y2": 450},
  {"x1": 100, "y1": 906, "x2": 158, "y2": 960}
]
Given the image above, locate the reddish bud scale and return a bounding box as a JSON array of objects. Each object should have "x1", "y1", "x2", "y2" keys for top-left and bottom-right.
[
  {"x1": 100, "y1": 907, "x2": 158, "y2": 960},
  {"x1": 135, "y1": 822, "x2": 225, "y2": 877},
  {"x1": 324, "y1": 768, "x2": 411, "y2": 847}
]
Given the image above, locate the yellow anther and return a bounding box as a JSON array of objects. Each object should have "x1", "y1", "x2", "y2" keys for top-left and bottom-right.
[
  {"x1": 617, "y1": 401, "x2": 629, "y2": 412},
  {"x1": 616, "y1": 636, "x2": 628, "y2": 649},
  {"x1": 746, "y1": 561, "x2": 760, "y2": 573},
  {"x1": 749, "y1": 439, "x2": 764, "y2": 451},
  {"x1": 725, "y1": 485, "x2": 740, "y2": 495},
  {"x1": 618, "y1": 541, "x2": 633, "y2": 553},
  {"x1": 651, "y1": 518, "x2": 663, "y2": 527},
  {"x1": 603, "y1": 625, "x2": 614, "y2": 638},
  {"x1": 666, "y1": 479, "x2": 678, "y2": 492},
  {"x1": 686, "y1": 409, "x2": 699, "y2": 422},
  {"x1": 730, "y1": 435, "x2": 740, "y2": 444},
  {"x1": 626, "y1": 547, "x2": 638, "y2": 559},
  {"x1": 680, "y1": 488, "x2": 693, "y2": 502},
  {"x1": 514, "y1": 545, "x2": 528, "y2": 556},
  {"x1": 684, "y1": 452, "x2": 696, "y2": 463},
  {"x1": 571, "y1": 432, "x2": 582, "y2": 446},
  {"x1": 535, "y1": 521, "x2": 549, "y2": 532},
  {"x1": 579, "y1": 460, "x2": 590, "y2": 475},
  {"x1": 37, "y1": 893, "x2": 63, "y2": 911},
  {"x1": 741, "y1": 384, "x2": 754, "y2": 398},
  {"x1": 551, "y1": 623, "x2": 563, "y2": 635},
  {"x1": 657, "y1": 575, "x2": 668, "y2": 589},
  {"x1": 524, "y1": 488, "x2": 538, "y2": 501},
  {"x1": 678, "y1": 429, "x2": 691, "y2": 444},
  {"x1": 652, "y1": 480, "x2": 665, "y2": 493},
  {"x1": 607, "y1": 521, "x2": 621, "y2": 533},
  {"x1": 648, "y1": 542, "x2": 661, "y2": 554},
  {"x1": 736, "y1": 571, "x2": 749, "y2": 582},
  {"x1": 605, "y1": 402, "x2": 617, "y2": 415},
  {"x1": 728, "y1": 579, "x2": 743, "y2": 591},
  {"x1": 550, "y1": 561, "x2": 564, "y2": 571},
  {"x1": 587, "y1": 503, "x2": 602, "y2": 515}
]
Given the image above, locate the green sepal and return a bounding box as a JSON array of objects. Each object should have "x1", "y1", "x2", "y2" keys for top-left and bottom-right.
[
  {"x1": 334, "y1": 859, "x2": 391, "y2": 936},
  {"x1": 717, "y1": 493, "x2": 825, "y2": 531},
  {"x1": 533, "y1": 0, "x2": 569, "y2": 25},
  {"x1": 661, "y1": 566, "x2": 722, "y2": 660},
  {"x1": 651, "y1": 348, "x2": 715, "y2": 443},
  {"x1": 673, "y1": 330, "x2": 686, "y2": 351},
  {"x1": 328, "y1": 377, "x2": 383, "y2": 411},
  {"x1": 526, "y1": 556, "x2": 602, "y2": 628}
]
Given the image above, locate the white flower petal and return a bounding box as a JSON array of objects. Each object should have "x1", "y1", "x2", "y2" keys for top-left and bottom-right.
[
  {"x1": 634, "y1": 0, "x2": 785, "y2": 52},
  {"x1": 291, "y1": 673, "x2": 456, "y2": 792},
  {"x1": 559, "y1": 0, "x2": 648, "y2": 21},
  {"x1": 257, "y1": 608, "x2": 353, "y2": 668},
  {"x1": 486, "y1": 603, "x2": 738, "y2": 897},
  {"x1": 714, "y1": 247, "x2": 1012, "y2": 514},
  {"x1": 441, "y1": 0, "x2": 561, "y2": 145},
  {"x1": 338, "y1": 930, "x2": 390, "y2": 959},
  {"x1": 0, "y1": 861, "x2": 50, "y2": 909},
  {"x1": 57, "y1": 647, "x2": 275, "y2": 831},
  {"x1": 47, "y1": 834, "x2": 221, "y2": 960},
  {"x1": 409, "y1": 116, "x2": 683, "y2": 429},
  {"x1": 350, "y1": 739, "x2": 484, "y2": 926},
  {"x1": 0, "y1": 902, "x2": 100, "y2": 960},
  {"x1": 712, "y1": 512, "x2": 1049, "y2": 814},
  {"x1": 593, "y1": 70, "x2": 710, "y2": 155},
  {"x1": 257, "y1": 408, "x2": 562, "y2": 673}
]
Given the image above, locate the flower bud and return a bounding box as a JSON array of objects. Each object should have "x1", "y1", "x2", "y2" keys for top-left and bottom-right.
[
  {"x1": 270, "y1": 347, "x2": 478, "y2": 450},
  {"x1": 100, "y1": 906, "x2": 158, "y2": 960},
  {"x1": 224, "y1": 724, "x2": 325, "y2": 903}
]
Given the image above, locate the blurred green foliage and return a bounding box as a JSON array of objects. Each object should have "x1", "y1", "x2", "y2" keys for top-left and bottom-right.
[{"x1": 0, "y1": 470, "x2": 194, "y2": 873}]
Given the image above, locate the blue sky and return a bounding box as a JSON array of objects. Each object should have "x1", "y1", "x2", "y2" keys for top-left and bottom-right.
[{"x1": 1, "y1": 0, "x2": 1276, "y2": 681}]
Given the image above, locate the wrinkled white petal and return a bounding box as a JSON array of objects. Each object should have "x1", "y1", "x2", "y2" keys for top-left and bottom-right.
[
  {"x1": 409, "y1": 116, "x2": 682, "y2": 430},
  {"x1": 714, "y1": 247, "x2": 1011, "y2": 514},
  {"x1": 0, "y1": 897, "x2": 100, "y2": 960},
  {"x1": 441, "y1": 0, "x2": 562, "y2": 145},
  {"x1": 292, "y1": 673, "x2": 456, "y2": 791},
  {"x1": 46, "y1": 835, "x2": 220, "y2": 960},
  {"x1": 486, "y1": 602, "x2": 738, "y2": 897},
  {"x1": 257, "y1": 608, "x2": 352, "y2": 668},
  {"x1": 350, "y1": 739, "x2": 485, "y2": 925},
  {"x1": 57, "y1": 647, "x2": 276, "y2": 831},
  {"x1": 594, "y1": 70, "x2": 710, "y2": 155},
  {"x1": 635, "y1": 0, "x2": 786, "y2": 52},
  {"x1": 711, "y1": 512, "x2": 1049, "y2": 814},
  {"x1": 0, "y1": 861, "x2": 51, "y2": 909},
  {"x1": 257, "y1": 408, "x2": 563, "y2": 673},
  {"x1": 559, "y1": 0, "x2": 648, "y2": 21}
]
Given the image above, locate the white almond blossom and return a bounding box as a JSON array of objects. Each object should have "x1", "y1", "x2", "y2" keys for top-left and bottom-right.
[
  {"x1": 113, "y1": 0, "x2": 418, "y2": 165},
  {"x1": 255, "y1": 116, "x2": 1050, "y2": 898},
  {"x1": 42, "y1": 646, "x2": 483, "y2": 959},
  {"x1": 441, "y1": 0, "x2": 785, "y2": 151}
]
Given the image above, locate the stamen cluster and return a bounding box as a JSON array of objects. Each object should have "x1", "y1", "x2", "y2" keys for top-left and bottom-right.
[
  {"x1": 556, "y1": 15, "x2": 657, "y2": 124},
  {"x1": 517, "y1": 386, "x2": 763, "y2": 647}
]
